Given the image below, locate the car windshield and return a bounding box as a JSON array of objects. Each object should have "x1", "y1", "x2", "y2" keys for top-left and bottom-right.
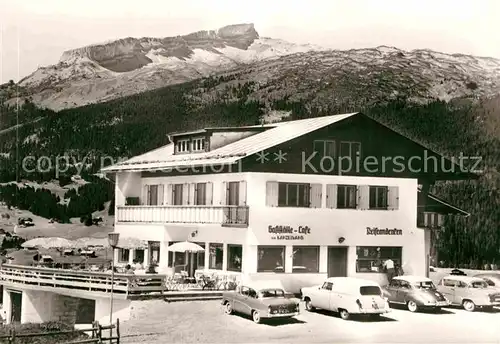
[
  {"x1": 413, "y1": 281, "x2": 436, "y2": 289},
  {"x1": 259, "y1": 289, "x2": 285, "y2": 298},
  {"x1": 360, "y1": 286, "x2": 381, "y2": 296},
  {"x1": 470, "y1": 281, "x2": 488, "y2": 288}
]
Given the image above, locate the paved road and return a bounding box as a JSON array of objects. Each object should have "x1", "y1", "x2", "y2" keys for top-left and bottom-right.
[{"x1": 121, "y1": 300, "x2": 500, "y2": 343}]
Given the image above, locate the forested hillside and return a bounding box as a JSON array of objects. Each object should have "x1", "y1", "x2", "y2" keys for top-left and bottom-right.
[{"x1": 0, "y1": 75, "x2": 498, "y2": 265}]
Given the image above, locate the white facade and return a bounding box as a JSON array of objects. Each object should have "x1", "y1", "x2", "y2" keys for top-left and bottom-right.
[{"x1": 113, "y1": 171, "x2": 429, "y2": 293}]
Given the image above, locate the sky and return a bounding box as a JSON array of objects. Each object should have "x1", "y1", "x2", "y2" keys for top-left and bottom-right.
[{"x1": 0, "y1": 0, "x2": 499, "y2": 83}]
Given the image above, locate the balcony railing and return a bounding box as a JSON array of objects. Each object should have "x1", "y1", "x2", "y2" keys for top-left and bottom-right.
[
  {"x1": 116, "y1": 205, "x2": 249, "y2": 227},
  {"x1": 0, "y1": 264, "x2": 166, "y2": 299},
  {"x1": 417, "y1": 211, "x2": 445, "y2": 229}
]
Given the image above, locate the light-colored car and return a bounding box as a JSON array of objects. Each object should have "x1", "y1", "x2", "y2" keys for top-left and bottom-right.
[
  {"x1": 436, "y1": 275, "x2": 500, "y2": 311},
  {"x1": 382, "y1": 276, "x2": 449, "y2": 312},
  {"x1": 221, "y1": 280, "x2": 299, "y2": 324},
  {"x1": 301, "y1": 277, "x2": 390, "y2": 320},
  {"x1": 473, "y1": 273, "x2": 500, "y2": 292}
]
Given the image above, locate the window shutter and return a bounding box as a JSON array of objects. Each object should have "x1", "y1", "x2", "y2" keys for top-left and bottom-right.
[
  {"x1": 387, "y1": 186, "x2": 399, "y2": 210},
  {"x1": 265, "y1": 181, "x2": 279, "y2": 207},
  {"x1": 357, "y1": 185, "x2": 369, "y2": 210},
  {"x1": 142, "y1": 185, "x2": 148, "y2": 205},
  {"x1": 206, "y1": 182, "x2": 213, "y2": 205},
  {"x1": 310, "y1": 183, "x2": 322, "y2": 208},
  {"x1": 220, "y1": 181, "x2": 227, "y2": 205},
  {"x1": 182, "y1": 183, "x2": 189, "y2": 205},
  {"x1": 189, "y1": 183, "x2": 196, "y2": 205},
  {"x1": 157, "y1": 184, "x2": 164, "y2": 205},
  {"x1": 165, "y1": 183, "x2": 173, "y2": 205},
  {"x1": 326, "y1": 184, "x2": 338, "y2": 209},
  {"x1": 239, "y1": 181, "x2": 247, "y2": 206}
]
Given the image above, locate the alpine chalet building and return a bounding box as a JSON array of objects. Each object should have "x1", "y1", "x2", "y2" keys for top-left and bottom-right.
[{"x1": 102, "y1": 113, "x2": 473, "y2": 292}]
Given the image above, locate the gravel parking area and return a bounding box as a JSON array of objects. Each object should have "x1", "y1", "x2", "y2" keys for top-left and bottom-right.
[{"x1": 121, "y1": 299, "x2": 500, "y2": 343}]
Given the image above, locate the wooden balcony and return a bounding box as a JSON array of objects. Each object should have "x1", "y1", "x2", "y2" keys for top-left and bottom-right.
[
  {"x1": 0, "y1": 264, "x2": 166, "y2": 300},
  {"x1": 417, "y1": 211, "x2": 445, "y2": 229},
  {"x1": 116, "y1": 205, "x2": 249, "y2": 227}
]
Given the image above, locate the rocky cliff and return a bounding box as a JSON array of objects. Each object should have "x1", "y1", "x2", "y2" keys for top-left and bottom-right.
[{"x1": 13, "y1": 23, "x2": 320, "y2": 110}]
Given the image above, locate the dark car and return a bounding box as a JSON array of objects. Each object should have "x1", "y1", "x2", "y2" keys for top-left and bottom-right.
[
  {"x1": 382, "y1": 276, "x2": 449, "y2": 312},
  {"x1": 450, "y1": 268, "x2": 467, "y2": 276},
  {"x1": 222, "y1": 280, "x2": 299, "y2": 323}
]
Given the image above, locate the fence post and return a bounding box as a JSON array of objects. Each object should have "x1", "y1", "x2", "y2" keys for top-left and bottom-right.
[
  {"x1": 97, "y1": 321, "x2": 103, "y2": 344},
  {"x1": 116, "y1": 318, "x2": 120, "y2": 344}
]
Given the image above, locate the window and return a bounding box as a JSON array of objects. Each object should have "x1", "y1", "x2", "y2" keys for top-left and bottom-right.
[
  {"x1": 356, "y1": 246, "x2": 402, "y2": 273},
  {"x1": 167, "y1": 241, "x2": 185, "y2": 268},
  {"x1": 369, "y1": 186, "x2": 388, "y2": 209},
  {"x1": 442, "y1": 279, "x2": 456, "y2": 287},
  {"x1": 192, "y1": 137, "x2": 205, "y2": 152},
  {"x1": 226, "y1": 182, "x2": 240, "y2": 205},
  {"x1": 194, "y1": 242, "x2": 205, "y2": 270},
  {"x1": 118, "y1": 248, "x2": 129, "y2": 263},
  {"x1": 313, "y1": 140, "x2": 335, "y2": 158},
  {"x1": 292, "y1": 246, "x2": 319, "y2": 273},
  {"x1": 176, "y1": 139, "x2": 190, "y2": 153},
  {"x1": 360, "y1": 286, "x2": 381, "y2": 296},
  {"x1": 389, "y1": 280, "x2": 401, "y2": 288},
  {"x1": 321, "y1": 282, "x2": 333, "y2": 290},
  {"x1": 133, "y1": 249, "x2": 144, "y2": 264},
  {"x1": 227, "y1": 245, "x2": 242, "y2": 272},
  {"x1": 257, "y1": 246, "x2": 285, "y2": 272},
  {"x1": 278, "y1": 183, "x2": 310, "y2": 207},
  {"x1": 337, "y1": 185, "x2": 357, "y2": 209},
  {"x1": 195, "y1": 183, "x2": 207, "y2": 205},
  {"x1": 339, "y1": 141, "x2": 361, "y2": 158},
  {"x1": 148, "y1": 185, "x2": 158, "y2": 206},
  {"x1": 173, "y1": 184, "x2": 183, "y2": 205},
  {"x1": 399, "y1": 281, "x2": 411, "y2": 289},
  {"x1": 339, "y1": 141, "x2": 361, "y2": 173},
  {"x1": 482, "y1": 278, "x2": 495, "y2": 287},
  {"x1": 209, "y1": 243, "x2": 223, "y2": 270},
  {"x1": 148, "y1": 241, "x2": 160, "y2": 265}
]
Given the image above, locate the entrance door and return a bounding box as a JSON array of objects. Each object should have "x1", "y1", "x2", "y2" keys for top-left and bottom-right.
[
  {"x1": 327, "y1": 247, "x2": 348, "y2": 277},
  {"x1": 10, "y1": 291, "x2": 22, "y2": 323}
]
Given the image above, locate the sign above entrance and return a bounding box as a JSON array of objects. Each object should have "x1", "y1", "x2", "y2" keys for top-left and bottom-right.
[
  {"x1": 366, "y1": 227, "x2": 402, "y2": 236},
  {"x1": 268, "y1": 225, "x2": 311, "y2": 240}
]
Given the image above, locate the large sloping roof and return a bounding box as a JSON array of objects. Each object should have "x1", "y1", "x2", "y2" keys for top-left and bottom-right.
[{"x1": 101, "y1": 113, "x2": 358, "y2": 172}]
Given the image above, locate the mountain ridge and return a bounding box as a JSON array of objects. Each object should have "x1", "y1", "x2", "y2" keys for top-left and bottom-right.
[{"x1": 6, "y1": 23, "x2": 500, "y2": 112}]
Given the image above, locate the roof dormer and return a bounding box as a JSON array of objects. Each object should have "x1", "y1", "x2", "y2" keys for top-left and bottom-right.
[
  {"x1": 174, "y1": 135, "x2": 207, "y2": 154},
  {"x1": 170, "y1": 125, "x2": 271, "y2": 154}
]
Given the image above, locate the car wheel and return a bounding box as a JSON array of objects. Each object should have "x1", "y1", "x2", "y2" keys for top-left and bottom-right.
[
  {"x1": 225, "y1": 302, "x2": 233, "y2": 315},
  {"x1": 252, "y1": 310, "x2": 261, "y2": 324},
  {"x1": 305, "y1": 299, "x2": 315, "y2": 311},
  {"x1": 407, "y1": 300, "x2": 418, "y2": 313},
  {"x1": 339, "y1": 309, "x2": 350, "y2": 320},
  {"x1": 463, "y1": 300, "x2": 476, "y2": 312}
]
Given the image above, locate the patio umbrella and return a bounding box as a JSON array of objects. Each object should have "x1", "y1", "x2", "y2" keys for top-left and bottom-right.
[
  {"x1": 21, "y1": 237, "x2": 74, "y2": 249},
  {"x1": 116, "y1": 237, "x2": 148, "y2": 250},
  {"x1": 168, "y1": 241, "x2": 205, "y2": 253}
]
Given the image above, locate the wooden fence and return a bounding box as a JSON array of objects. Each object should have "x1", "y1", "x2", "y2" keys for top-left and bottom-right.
[
  {"x1": 0, "y1": 319, "x2": 120, "y2": 344},
  {"x1": 0, "y1": 264, "x2": 166, "y2": 298}
]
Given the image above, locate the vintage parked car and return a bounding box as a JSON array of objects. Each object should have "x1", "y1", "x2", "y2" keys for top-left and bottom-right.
[
  {"x1": 301, "y1": 277, "x2": 390, "y2": 320},
  {"x1": 221, "y1": 280, "x2": 300, "y2": 324},
  {"x1": 382, "y1": 276, "x2": 449, "y2": 312},
  {"x1": 436, "y1": 275, "x2": 500, "y2": 311},
  {"x1": 473, "y1": 273, "x2": 500, "y2": 291}
]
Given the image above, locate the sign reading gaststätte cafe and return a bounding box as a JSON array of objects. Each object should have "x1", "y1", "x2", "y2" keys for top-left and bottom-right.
[
  {"x1": 268, "y1": 225, "x2": 311, "y2": 240},
  {"x1": 366, "y1": 227, "x2": 403, "y2": 236}
]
